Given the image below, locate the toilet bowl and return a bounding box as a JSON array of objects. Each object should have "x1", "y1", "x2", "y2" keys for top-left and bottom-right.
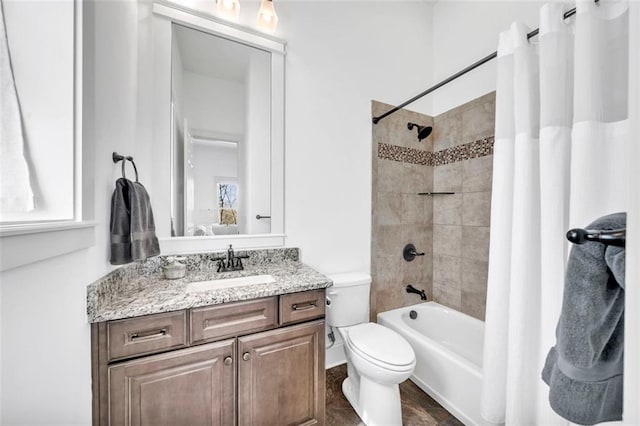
[{"x1": 327, "y1": 273, "x2": 416, "y2": 426}]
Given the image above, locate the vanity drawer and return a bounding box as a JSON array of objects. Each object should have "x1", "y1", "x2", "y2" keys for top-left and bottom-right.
[
  {"x1": 107, "y1": 311, "x2": 187, "y2": 362},
  {"x1": 279, "y1": 289, "x2": 326, "y2": 325},
  {"x1": 190, "y1": 297, "x2": 278, "y2": 344}
]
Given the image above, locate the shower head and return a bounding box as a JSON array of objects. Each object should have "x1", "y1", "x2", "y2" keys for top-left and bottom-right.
[{"x1": 407, "y1": 122, "x2": 433, "y2": 141}]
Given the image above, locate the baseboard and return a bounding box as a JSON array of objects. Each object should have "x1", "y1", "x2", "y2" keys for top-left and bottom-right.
[{"x1": 325, "y1": 342, "x2": 346, "y2": 369}]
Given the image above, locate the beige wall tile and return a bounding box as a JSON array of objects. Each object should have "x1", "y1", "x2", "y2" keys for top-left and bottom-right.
[
  {"x1": 422, "y1": 196, "x2": 434, "y2": 227},
  {"x1": 461, "y1": 258, "x2": 488, "y2": 320},
  {"x1": 433, "y1": 224, "x2": 462, "y2": 257},
  {"x1": 434, "y1": 162, "x2": 463, "y2": 192},
  {"x1": 403, "y1": 194, "x2": 425, "y2": 225},
  {"x1": 461, "y1": 101, "x2": 495, "y2": 144},
  {"x1": 461, "y1": 258, "x2": 488, "y2": 294},
  {"x1": 462, "y1": 155, "x2": 493, "y2": 193},
  {"x1": 432, "y1": 254, "x2": 461, "y2": 287},
  {"x1": 377, "y1": 191, "x2": 404, "y2": 226},
  {"x1": 433, "y1": 193, "x2": 462, "y2": 225},
  {"x1": 424, "y1": 165, "x2": 434, "y2": 192},
  {"x1": 461, "y1": 226, "x2": 490, "y2": 262},
  {"x1": 374, "y1": 225, "x2": 405, "y2": 260},
  {"x1": 377, "y1": 159, "x2": 405, "y2": 194},
  {"x1": 433, "y1": 284, "x2": 461, "y2": 310},
  {"x1": 372, "y1": 100, "x2": 395, "y2": 117},
  {"x1": 375, "y1": 287, "x2": 405, "y2": 316},
  {"x1": 407, "y1": 225, "x2": 432, "y2": 255},
  {"x1": 461, "y1": 290, "x2": 487, "y2": 320},
  {"x1": 373, "y1": 253, "x2": 403, "y2": 291},
  {"x1": 462, "y1": 191, "x2": 492, "y2": 226},
  {"x1": 432, "y1": 113, "x2": 461, "y2": 151},
  {"x1": 404, "y1": 163, "x2": 428, "y2": 194},
  {"x1": 403, "y1": 255, "x2": 426, "y2": 285}
]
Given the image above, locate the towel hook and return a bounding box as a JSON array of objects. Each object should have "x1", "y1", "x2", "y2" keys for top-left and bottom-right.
[{"x1": 112, "y1": 152, "x2": 139, "y2": 182}]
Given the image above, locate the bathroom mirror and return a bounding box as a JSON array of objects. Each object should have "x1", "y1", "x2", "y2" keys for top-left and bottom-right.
[
  {"x1": 151, "y1": 3, "x2": 285, "y2": 253},
  {"x1": 170, "y1": 23, "x2": 271, "y2": 238}
]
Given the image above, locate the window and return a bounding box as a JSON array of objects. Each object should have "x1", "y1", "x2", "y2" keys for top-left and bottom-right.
[
  {"x1": 0, "y1": 0, "x2": 94, "y2": 271},
  {"x1": 217, "y1": 182, "x2": 238, "y2": 225},
  {"x1": 1, "y1": 0, "x2": 77, "y2": 224}
]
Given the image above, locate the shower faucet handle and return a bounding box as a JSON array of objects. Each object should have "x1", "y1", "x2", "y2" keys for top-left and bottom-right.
[{"x1": 403, "y1": 243, "x2": 425, "y2": 262}]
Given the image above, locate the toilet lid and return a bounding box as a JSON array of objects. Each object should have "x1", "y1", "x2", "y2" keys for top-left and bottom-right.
[{"x1": 347, "y1": 323, "x2": 415, "y2": 367}]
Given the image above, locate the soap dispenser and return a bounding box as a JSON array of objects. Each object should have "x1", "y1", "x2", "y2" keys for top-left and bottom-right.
[{"x1": 164, "y1": 256, "x2": 186, "y2": 279}]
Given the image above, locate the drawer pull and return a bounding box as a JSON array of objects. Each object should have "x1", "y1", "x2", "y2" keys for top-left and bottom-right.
[
  {"x1": 242, "y1": 352, "x2": 251, "y2": 361},
  {"x1": 224, "y1": 356, "x2": 233, "y2": 366},
  {"x1": 292, "y1": 302, "x2": 316, "y2": 311},
  {"x1": 130, "y1": 328, "x2": 167, "y2": 341}
]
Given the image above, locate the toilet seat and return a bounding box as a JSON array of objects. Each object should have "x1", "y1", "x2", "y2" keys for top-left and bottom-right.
[{"x1": 345, "y1": 323, "x2": 415, "y2": 371}]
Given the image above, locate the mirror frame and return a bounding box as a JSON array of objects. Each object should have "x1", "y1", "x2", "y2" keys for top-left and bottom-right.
[{"x1": 151, "y1": 1, "x2": 286, "y2": 254}]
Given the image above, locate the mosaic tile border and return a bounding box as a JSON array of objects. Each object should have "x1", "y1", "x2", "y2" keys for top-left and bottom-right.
[
  {"x1": 378, "y1": 136, "x2": 494, "y2": 166},
  {"x1": 432, "y1": 136, "x2": 494, "y2": 166},
  {"x1": 377, "y1": 143, "x2": 432, "y2": 165}
]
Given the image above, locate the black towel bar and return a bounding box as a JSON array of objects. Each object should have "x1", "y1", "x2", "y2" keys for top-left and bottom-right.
[
  {"x1": 566, "y1": 228, "x2": 626, "y2": 248},
  {"x1": 112, "y1": 152, "x2": 139, "y2": 182}
]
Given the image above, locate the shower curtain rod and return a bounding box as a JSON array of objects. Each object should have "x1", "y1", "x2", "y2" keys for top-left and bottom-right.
[{"x1": 372, "y1": 1, "x2": 597, "y2": 124}]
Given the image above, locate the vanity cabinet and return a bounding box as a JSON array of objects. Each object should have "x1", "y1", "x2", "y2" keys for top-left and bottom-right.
[
  {"x1": 92, "y1": 291, "x2": 325, "y2": 426},
  {"x1": 109, "y1": 339, "x2": 235, "y2": 425}
]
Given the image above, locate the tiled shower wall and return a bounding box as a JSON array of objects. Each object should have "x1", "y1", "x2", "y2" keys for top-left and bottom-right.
[
  {"x1": 431, "y1": 92, "x2": 495, "y2": 320},
  {"x1": 371, "y1": 92, "x2": 495, "y2": 321},
  {"x1": 371, "y1": 101, "x2": 434, "y2": 321}
]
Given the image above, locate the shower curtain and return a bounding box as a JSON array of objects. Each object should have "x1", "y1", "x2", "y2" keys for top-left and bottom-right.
[{"x1": 481, "y1": 1, "x2": 633, "y2": 424}]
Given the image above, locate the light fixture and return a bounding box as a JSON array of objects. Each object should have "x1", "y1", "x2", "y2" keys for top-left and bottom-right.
[
  {"x1": 257, "y1": 0, "x2": 278, "y2": 33},
  {"x1": 217, "y1": 0, "x2": 240, "y2": 20}
]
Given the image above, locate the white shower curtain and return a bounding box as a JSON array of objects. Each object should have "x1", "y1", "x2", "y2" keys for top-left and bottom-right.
[{"x1": 481, "y1": 1, "x2": 631, "y2": 424}]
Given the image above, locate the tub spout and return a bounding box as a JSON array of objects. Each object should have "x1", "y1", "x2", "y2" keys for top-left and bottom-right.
[{"x1": 406, "y1": 284, "x2": 427, "y2": 301}]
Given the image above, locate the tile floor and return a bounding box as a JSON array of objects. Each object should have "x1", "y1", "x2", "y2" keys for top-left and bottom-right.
[{"x1": 326, "y1": 364, "x2": 463, "y2": 425}]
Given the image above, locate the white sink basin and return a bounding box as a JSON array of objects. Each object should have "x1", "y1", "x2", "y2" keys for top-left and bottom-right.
[{"x1": 186, "y1": 274, "x2": 276, "y2": 292}]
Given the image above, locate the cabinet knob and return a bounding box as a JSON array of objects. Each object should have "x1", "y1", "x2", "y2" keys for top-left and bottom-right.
[
  {"x1": 224, "y1": 356, "x2": 233, "y2": 366},
  {"x1": 242, "y1": 352, "x2": 251, "y2": 361}
]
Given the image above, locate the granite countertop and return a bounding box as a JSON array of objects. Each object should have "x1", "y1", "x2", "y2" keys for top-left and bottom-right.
[{"x1": 87, "y1": 248, "x2": 332, "y2": 323}]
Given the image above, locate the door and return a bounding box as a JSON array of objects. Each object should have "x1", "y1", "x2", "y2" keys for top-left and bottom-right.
[
  {"x1": 184, "y1": 118, "x2": 195, "y2": 235},
  {"x1": 237, "y1": 320, "x2": 325, "y2": 426},
  {"x1": 108, "y1": 339, "x2": 235, "y2": 426}
]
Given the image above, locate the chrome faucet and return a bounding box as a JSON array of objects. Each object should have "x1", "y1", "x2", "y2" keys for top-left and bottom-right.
[{"x1": 213, "y1": 245, "x2": 249, "y2": 272}]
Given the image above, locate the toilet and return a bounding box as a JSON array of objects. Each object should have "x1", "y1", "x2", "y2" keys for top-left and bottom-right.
[{"x1": 326, "y1": 273, "x2": 416, "y2": 426}]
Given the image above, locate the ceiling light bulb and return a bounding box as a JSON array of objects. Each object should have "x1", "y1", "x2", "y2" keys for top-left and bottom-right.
[
  {"x1": 217, "y1": 0, "x2": 240, "y2": 20},
  {"x1": 257, "y1": 0, "x2": 278, "y2": 33}
]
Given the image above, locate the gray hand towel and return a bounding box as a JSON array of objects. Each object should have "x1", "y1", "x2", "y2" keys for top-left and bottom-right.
[
  {"x1": 542, "y1": 212, "x2": 626, "y2": 425},
  {"x1": 110, "y1": 177, "x2": 160, "y2": 265},
  {"x1": 110, "y1": 178, "x2": 132, "y2": 265}
]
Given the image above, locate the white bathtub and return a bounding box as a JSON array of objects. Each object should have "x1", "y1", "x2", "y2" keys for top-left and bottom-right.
[{"x1": 378, "y1": 302, "x2": 486, "y2": 426}]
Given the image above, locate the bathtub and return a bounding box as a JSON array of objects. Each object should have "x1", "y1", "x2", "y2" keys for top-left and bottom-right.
[{"x1": 378, "y1": 302, "x2": 486, "y2": 426}]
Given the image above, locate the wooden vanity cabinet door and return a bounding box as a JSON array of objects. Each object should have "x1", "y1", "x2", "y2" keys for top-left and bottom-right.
[
  {"x1": 237, "y1": 320, "x2": 325, "y2": 426},
  {"x1": 108, "y1": 339, "x2": 235, "y2": 426}
]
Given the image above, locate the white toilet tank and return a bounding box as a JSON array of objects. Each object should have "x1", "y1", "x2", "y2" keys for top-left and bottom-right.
[{"x1": 326, "y1": 272, "x2": 371, "y2": 327}]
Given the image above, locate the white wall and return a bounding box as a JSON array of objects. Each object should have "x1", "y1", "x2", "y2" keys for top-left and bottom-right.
[
  {"x1": 183, "y1": 72, "x2": 245, "y2": 135},
  {"x1": 0, "y1": 2, "x2": 434, "y2": 423},
  {"x1": 430, "y1": 1, "x2": 543, "y2": 115},
  {"x1": 0, "y1": 1, "x2": 148, "y2": 424},
  {"x1": 279, "y1": 1, "x2": 434, "y2": 274},
  {"x1": 244, "y1": 50, "x2": 271, "y2": 235},
  {"x1": 192, "y1": 143, "x2": 238, "y2": 214}
]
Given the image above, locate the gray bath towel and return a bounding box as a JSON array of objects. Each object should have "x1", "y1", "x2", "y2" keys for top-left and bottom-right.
[
  {"x1": 542, "y1": 212, "x2": 625, "y2": 425},
  {"x1": 110, "y1": 177, "x2": 160, "y2": 265}
]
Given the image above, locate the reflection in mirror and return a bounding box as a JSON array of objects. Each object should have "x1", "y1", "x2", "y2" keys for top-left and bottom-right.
[{"x1": 170, "y1": 23, "x2": 271, "y2": 237}]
